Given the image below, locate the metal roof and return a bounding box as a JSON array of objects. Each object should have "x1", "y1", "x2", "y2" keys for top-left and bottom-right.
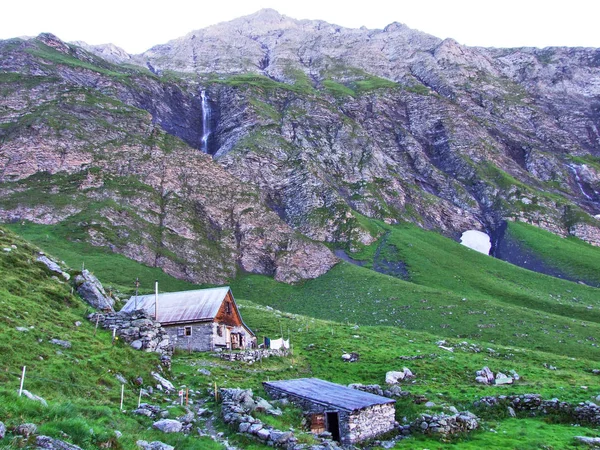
[
  {"x1": 263, "y1": 378, "x2": 395, "y2": 412},
  {"x1": 121, "y1": 286, "x2": 232, "y2": 325}
]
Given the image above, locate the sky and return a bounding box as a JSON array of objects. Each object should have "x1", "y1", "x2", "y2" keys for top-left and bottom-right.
[{"x1": 2, "y1": 0, "x2": 599, "y2": 54}]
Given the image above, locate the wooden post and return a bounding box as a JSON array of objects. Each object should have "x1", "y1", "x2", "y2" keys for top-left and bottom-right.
[
  {"x1": 94, "y1": 314, "x2": 100, "y2": 336},
  {"x1": 214, "y1": 382, "x2": 218, "y2": 402},
  {"x1": 138, "y1": 388, "x2": 142, "y2": 408},
  {"x1": 120, "y1": 384, "x2": 124, "y2": 410},
  {"x1": 154, "y1": 280, "x2": 158, "y2": 320},
  {"x1": 19, "y1": 366, "x2": 26, "y2": 396},
  {"x1": 186, "y1": 388, "x2": 189, "y2": 406},
  {"x1": 112, "y1": 328, "x2": 116, "y2": 345}
]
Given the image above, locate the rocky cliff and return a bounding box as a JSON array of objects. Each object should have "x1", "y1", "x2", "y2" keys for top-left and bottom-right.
[
  {"x1": 1, "y1": 10, "x2": 600, "y2": 284},
  {"x1": 136, "y1": 10, "x2": 600, "y2": 246},
  {"x1": 0, "y1": 33, "x2": 336, "y2": 284}
]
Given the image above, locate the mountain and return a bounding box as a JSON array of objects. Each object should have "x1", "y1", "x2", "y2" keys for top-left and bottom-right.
[
  {"x1": 1, "y1": 10, "x2": 600, "y2": 284},
  {"x1": 0, "y1": 32, "x2": 335, "y2": 284},
  {"x1": 135, "y1": 9, "x2": 600, "y2": 247}
]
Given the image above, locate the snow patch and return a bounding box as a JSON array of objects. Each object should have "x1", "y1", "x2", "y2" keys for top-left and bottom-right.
[{"x1": 460, "y1": 230, "x2": 491, "y2": 255}]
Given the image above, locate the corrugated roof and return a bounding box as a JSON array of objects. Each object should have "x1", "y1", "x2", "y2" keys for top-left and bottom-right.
[
  {"x1": 121, "y1": 286, "x2": 231, "y2": 325},
  {"x1": 263, "y1": 378, "x2": 395, "y2": 412}
]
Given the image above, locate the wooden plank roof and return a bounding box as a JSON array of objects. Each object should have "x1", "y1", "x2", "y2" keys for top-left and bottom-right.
[
  {"x1": 121, "y1": 286, "x2": 231, "y2": 325},
  {"x1": 263, "y1": 378, "x2": 395, "y2": 412}
]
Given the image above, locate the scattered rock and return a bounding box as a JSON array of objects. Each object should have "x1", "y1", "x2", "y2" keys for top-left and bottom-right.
[
  {"x1": 198, "y1": 368, "x2": 211, "y2": 376},
  {"x1": 16, "y1": 423, "x2": 37, "y2": 437},
  {"x1": 341, "y1": 352, "x2": 359, "y2": 362},
  {"x1": 494, "y1": 373, "x2": 514, "y2": 385},
  {"x1": 136, "y1": 440, "x2": 175, "y2": 450},
  {"x1": 21, "y1": 389, "x2": 48, "y2": 407},
  {"x1": 15, "y1": 327, "x2": 29, "y2": 332},
  {"x1": 507, "y1": 406, "x2": 516, "y2": 418},
  {"x1": 386, "y1": 368, "x2": 414, "y2": 384},
  {"x1": 151, "y1": 372, "x2": 175, "y2": 392},
  {"x1": 115, "y1": 373, "x2": 127, "y2": 384},
  {"x1": 0, "y1": 421, "x2": 5, "y2": 439},
  {"x1": 152, "y1": 419, "x2": 183, "y2": 433},
  {"x1": 36, "y1": 435, "x2": 83, "y2": 449},
  {"x1": 36, "y1": 255, "x2": 70, "y2": 281},
  {"x1": 50, "y1": 339, "x2": 72, "y2": 349}
]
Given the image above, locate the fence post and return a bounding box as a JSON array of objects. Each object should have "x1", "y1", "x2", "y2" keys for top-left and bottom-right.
[
  {"x1": 120, "y1": 384, "x2": 124, "y2": 410},
  {"x1": 19, "y1": 366, "x2": 26, "y2": 396}
]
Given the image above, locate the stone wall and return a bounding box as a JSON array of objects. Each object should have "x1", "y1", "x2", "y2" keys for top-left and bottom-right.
[
  {"x1": 347, "y1": 403, "x2": 396, "y2": 444},
  {"x1": 475, "y1": 394, "x2": 600, "y2": 425},
  {"x1": 219, "y1": 348, "x2": 289, "y2": 363},
  {"x1": 88, "y1": 311, "x2": 171, "y2": 354},
  {"x1": 163, "y1": 322, "x2": 213, "y2": 352}
]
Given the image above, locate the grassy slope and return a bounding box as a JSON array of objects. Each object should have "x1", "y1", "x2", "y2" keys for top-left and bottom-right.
[
  {"x1": 8, "y1": 221, "x2": 600, "y2": 363},
  {"x1": 0, "y1": 227, "x2": 218, "y2": 449},
  {"x1": 2, "y1": 224, "x2": 600, "y2": 449},
  {"x1": 506, "y1": 221, "x2": 600, "y2": 285}
]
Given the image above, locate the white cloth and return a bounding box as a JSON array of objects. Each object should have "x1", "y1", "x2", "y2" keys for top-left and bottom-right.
[{"x1": 269, "y1": 338, "x2": 290, "y2": 350}]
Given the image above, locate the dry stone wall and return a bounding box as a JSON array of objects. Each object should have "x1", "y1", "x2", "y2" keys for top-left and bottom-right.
[
  {"x1": 475, "y1": 394, "x2": 600, "y2": 425},
  {"x1": 88, "y1": 311, "x2": 171, "y2": 354}
]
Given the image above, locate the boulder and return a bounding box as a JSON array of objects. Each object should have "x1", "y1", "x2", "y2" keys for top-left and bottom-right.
[
  {"x1": 475, "y1": 367, "x2": 495, "y2": 384},
  {"x1": 494, "y1": 373, "x2": 514, "y2": 385},
  {"x1": 152, "y1": 419, "x2": 182, "y2": 433},
  {"x1": 75, "y1": 270, "x2": 114, "y2": 311},
  {"x1": 341, "y1": 352, "x2": 359, "y2": 362},
  {"x1": 35, "y1": 435, "x2": 83, "y2": 449},
  {"x1": 0, "y1": 421, "x2": 5, "y2": 439},
  {"x1": 386, "y1": 368, "x2": 414, "y2": 384},
  {"x1": 151, "y1": 372, "x2": 174, "y2": 391}
]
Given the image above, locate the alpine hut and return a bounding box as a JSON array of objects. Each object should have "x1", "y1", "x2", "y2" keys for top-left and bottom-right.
[
  {"x1": 263, "y1": 378, "x2": 396, "y2": 444},
  {"x1": 121, "y1": 286, "x2": 256, "y2": 352}
]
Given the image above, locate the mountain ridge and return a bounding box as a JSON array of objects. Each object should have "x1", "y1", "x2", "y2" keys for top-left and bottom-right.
[{"x1": 1, "y1": 11, "x2": 600, "y2": 285}]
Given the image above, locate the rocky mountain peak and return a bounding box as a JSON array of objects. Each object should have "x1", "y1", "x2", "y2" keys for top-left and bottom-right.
[{"x1": 36, "y1": 32, "x2": 70, "y2": 53}]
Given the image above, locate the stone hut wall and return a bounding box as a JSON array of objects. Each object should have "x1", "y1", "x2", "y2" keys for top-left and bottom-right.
[
  {"x1": 347, "y1": 403, "x2": 396, "y2": 443},
  {"x1": 163, "y1": 322, "x2": 213, "y2": 352},
  {"x1": 263, "y1": 385, "x2": 393, "y2": 445}
]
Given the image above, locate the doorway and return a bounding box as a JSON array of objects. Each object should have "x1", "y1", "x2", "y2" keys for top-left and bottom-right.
[{"x1": 326, "y1": 411, "x2": 341, "y2": 442}]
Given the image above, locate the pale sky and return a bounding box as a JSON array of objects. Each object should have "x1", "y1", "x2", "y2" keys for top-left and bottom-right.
[{"x1": 2, "y1": 0, "x2": 599, "y2": 54}]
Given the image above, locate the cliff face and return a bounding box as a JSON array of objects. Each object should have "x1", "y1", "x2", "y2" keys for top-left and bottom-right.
[
  {"x1": 0, "y1": 33, "x2": 336, "y2": 284},
  {"x1": 1, "y1": 10, "x2": 600, "y2": 284}
]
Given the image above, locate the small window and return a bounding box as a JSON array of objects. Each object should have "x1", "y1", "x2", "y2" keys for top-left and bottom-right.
[
  {"x1": 184, "y1": 326, "x2": 192, "y2": 336},
  {"x1": 217, "y1": 325, "x2": 223, "y2": 337},
  {"x1": 177, "y1": 327, "x2": 185, "y2": 337},
  {"x1": 225, "y1": 302, "x2": 231, "y2": 314}
]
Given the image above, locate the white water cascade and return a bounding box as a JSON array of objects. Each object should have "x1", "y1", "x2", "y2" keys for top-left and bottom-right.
[
  {"x1": 200, "y1": 90, "x2": 211, "y2": 153},
  {"x1": 568, "y1": 164, "x2": 594, "y2": 201}
]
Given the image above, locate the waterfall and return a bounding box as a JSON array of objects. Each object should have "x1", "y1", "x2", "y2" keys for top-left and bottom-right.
[
  {"x1": 200, "y1": 90, "x2": 211, "y2": 153},
  {"x1": 568, "y1": 164, "x2": 593, "y2": 201}
]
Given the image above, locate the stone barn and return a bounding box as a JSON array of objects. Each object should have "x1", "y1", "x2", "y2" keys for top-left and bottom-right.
[
  {"x1": 263, "y1": 378, "x2": 396, "y2": 445},
  {"x1": 120, "y1": 286, "x2": 256, "y2": 352}
]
